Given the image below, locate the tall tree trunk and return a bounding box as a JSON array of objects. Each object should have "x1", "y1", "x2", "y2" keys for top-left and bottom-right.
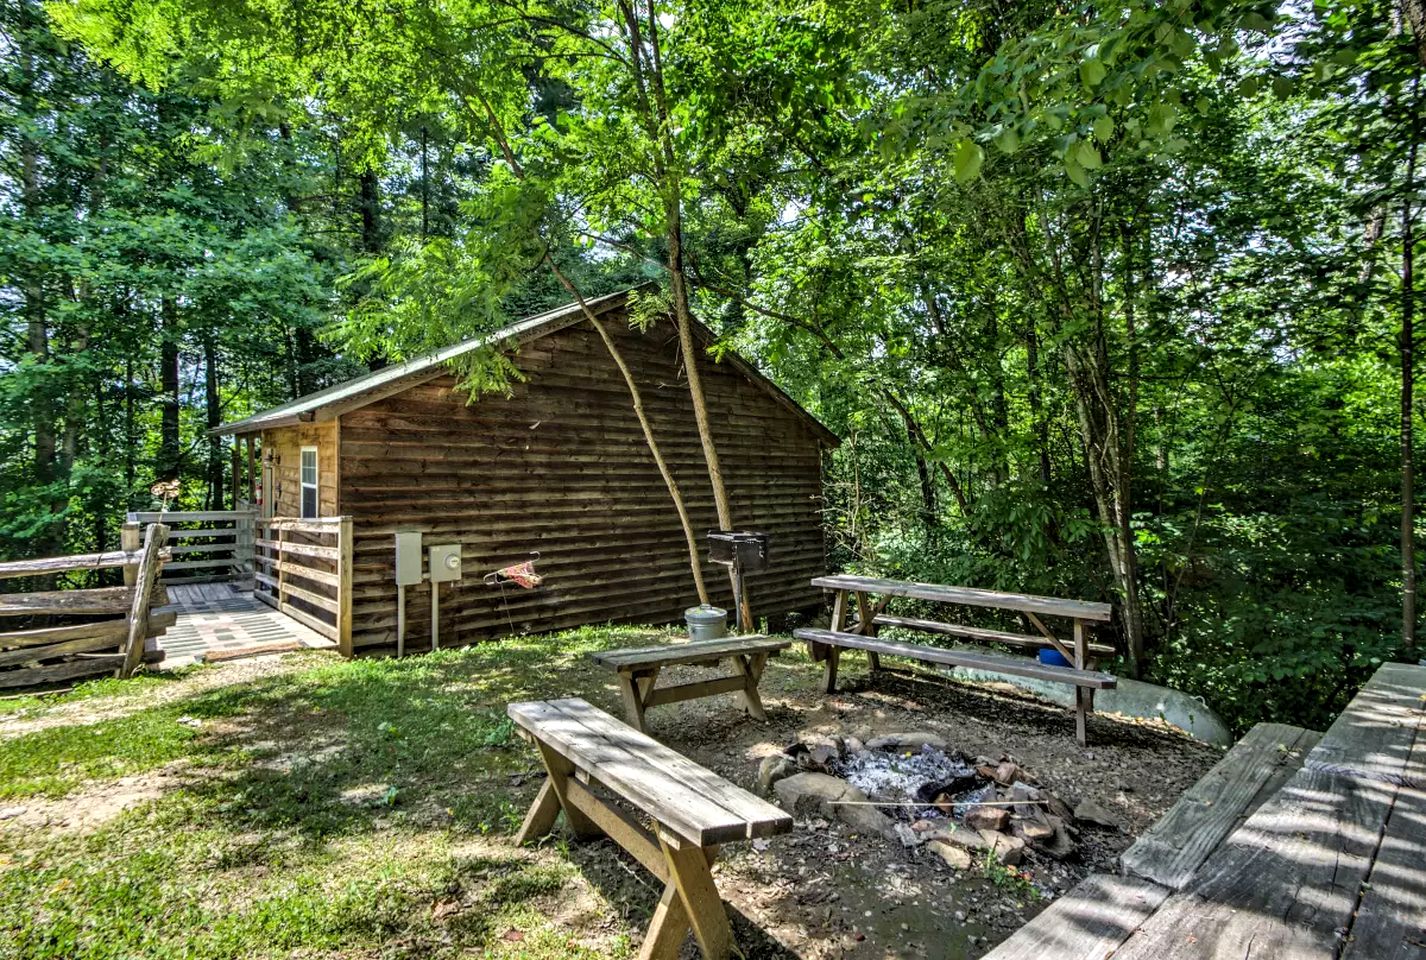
[
  {"x1": 1064, "y1": 206, "x2": 1146, "y2": 674},
  {"x1": 277, "y1": 121, "x2": 318, "y2": 396},
  {"x1": 358, "y1": 169, "x2": 382, "y2": 254},
  {"x1": 358, "y1": 168, "x2": 388, "y2": 372},
  {"x1": 984, "y1": 297, "x2": 1010, "y2": 486},
  {"x1": 125, "y1": 353, "x2": 136, "y2": 499},
  {"x1": 548, "y1": 257, "x2": 710, "y2": 604},
  {"x1": 1401, "y1": 74, "x2": 1421, "y2": 653},
  {"x1": 159, "y1": 296, "x2": 182, "y2": 482},
  {"x1": 455, "y1": 76, "x2": 715, "y2": 606},
  {"x1": 635, "y1": 0, "x2": 735, "y2": 532},
  {"x1": 420, "y1": 125, "x2": 430, "y2": 240},
  {"x1": 204, "y1": 333, "x2": 224, "y2": 510},
  {"x1": 1405, "y1": 0, "x2": 1426, "y2": 66},
  {"x1": 1025, "y1": 317, "x2": 1053, "y2": 488},
  {"x1": 22, "y1": 141, "x2": 63, "y2": 558},
  {"x1": 1065, "y1": 337, "x2": 1147, "y2": 674}
]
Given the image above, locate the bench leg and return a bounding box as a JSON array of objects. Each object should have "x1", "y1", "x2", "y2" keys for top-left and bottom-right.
[
  {"x1": 515, "y1": 778, "x2": 561, "y2": 845},
  {"x1": 823, "y1": 646, "x2": 841, "y2": 693},
  {"x1": 1074, "y1": 688, "x2": 1089, "y2": 747},
  {"x1": 533, "y1": 741, "x2": 602, "y2": 840},
  {"x1": 617, "y1": 669, "x2": 652, "y2": 732},
  {"x1": 640, "y1": 882, "x2": 692, "y2": 960},
  {"x1": 867, "y1": 650, "x2": 882, "y2": 674},
  {"x1": 1072, "y1": 620, "x2": 1090, "y2": 746},
  {"x1": 652, "y1": 837, "x2": 732, "y2": 960},
  {"x1": 733, "y1": 653, "x2": 769, "y2": 721}
]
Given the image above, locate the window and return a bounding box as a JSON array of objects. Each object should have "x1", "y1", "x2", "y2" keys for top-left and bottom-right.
[{"x1": 299, "y1": 447, "x2": 319, "y2": 518}]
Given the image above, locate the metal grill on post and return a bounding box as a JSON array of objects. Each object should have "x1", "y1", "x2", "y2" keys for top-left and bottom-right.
[{"x1": 707, "y1": 530, "x2": 769, "y2": 633}]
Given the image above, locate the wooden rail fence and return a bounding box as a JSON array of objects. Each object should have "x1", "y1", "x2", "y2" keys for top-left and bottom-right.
[
  {"x1": 253, "y1": 516, "x2": 352, "y2": 656},
  {"x1": 0, "y1": 523, "x2": 172, "y2": 689},
  {"x1": 125, "y1": 510, "x2": 256, "y2": 585}
]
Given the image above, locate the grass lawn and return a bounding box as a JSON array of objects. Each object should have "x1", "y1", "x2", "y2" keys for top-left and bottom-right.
[
  {"x1": 0, "y1": 626, "x2": 680, "y2": 960},
  {"x1": 0, "y1": 626, "x2": 1218, "y2": 960}
]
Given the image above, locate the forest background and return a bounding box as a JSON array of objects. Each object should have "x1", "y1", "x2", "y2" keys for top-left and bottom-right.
[{"x1": 4, "y1": 0, "x2": 1424, "y2": 733}]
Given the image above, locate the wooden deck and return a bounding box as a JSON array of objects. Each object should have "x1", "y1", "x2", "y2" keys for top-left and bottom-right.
[
  {"x1": 985, "y1": 661, "x2": 1426, "y2": 960},
  {"x1": 155, "y1": 583, "x2": 336, "y2": 667}
]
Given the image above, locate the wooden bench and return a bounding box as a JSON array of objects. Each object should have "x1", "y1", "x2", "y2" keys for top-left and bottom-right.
[
  {"x1": 794, "y1": 575, "x2": 1116, "y2": 745},
  {"x1": 508, "y1": 697, "x2": 792, "y2": 960},
  {"x1": 983, "y1": 661, "x2": 1426, "y2": 959},
  {"x1": 590, "y1": 634, "x2": 790, "y2": 732}
]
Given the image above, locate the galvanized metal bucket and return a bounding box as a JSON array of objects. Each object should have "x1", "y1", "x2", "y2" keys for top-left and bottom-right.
[{"x1": 684, "y1": 604, "x2": 728, "y2": 642}]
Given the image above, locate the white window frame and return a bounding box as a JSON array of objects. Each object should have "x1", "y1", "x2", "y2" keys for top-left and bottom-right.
[{"x1": 299, "y1": 446, "x2": 320, "y2": 519}]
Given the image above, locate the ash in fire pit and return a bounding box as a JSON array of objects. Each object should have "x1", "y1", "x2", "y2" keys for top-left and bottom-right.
[
  {"x1": 768, "y1": 731, "x2": 1113, "y2": 869},
  {"x1": 831, "y1": 746, "x2": 992, "y2": 820}
]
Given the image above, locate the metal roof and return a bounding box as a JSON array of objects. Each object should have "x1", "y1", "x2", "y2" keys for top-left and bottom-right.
[{"x1": 212, "y1": 286, "x2": 838, "y2": 445}]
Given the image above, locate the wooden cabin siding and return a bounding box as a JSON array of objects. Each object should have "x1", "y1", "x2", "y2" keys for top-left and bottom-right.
[
  {"x1": 338, "y1": 310, "x2": 828, "y2": 653},
  {"x1": 261, "y1": 422, "x2": 339, "y2": 518}
]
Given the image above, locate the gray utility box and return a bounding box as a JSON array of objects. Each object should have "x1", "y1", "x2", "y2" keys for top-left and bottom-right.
[
  {"x1": 394, "y1": 531, "x2": 423, "y2": 585},
  {"x1": 429, "y1": 543, "x2": 463, "y2": 583}
]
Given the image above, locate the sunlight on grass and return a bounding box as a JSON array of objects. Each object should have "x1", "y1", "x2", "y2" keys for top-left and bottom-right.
[
  {"x1": 0, "y1": 624, "x2": 682, "y2": 959},
  {"x1": 0, "y1": 669, "x2": 205, "y2": 718}
]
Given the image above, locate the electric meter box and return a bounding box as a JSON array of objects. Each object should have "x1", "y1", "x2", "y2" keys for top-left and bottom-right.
[
  {"x1": 429, "y1": 543, "x2": 463, "y2": 583},
  {"x1": 394, "y1": 531, "x2": 423, "y2": 586}
]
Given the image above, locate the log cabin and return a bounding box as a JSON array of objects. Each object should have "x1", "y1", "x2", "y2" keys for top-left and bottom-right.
[{"x1": 213, "y1": 289, "x2": 837, "y2": 657}]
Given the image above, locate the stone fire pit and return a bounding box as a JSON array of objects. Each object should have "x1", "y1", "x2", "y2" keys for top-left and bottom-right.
[{"x1": 760, "y1": 732, "x2": 1120, "y2": 872}]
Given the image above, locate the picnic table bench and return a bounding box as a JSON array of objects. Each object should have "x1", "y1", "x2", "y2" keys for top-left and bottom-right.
[
  {"x1": 590, "y1": 634, "x2": 790, "y2": 732},
  {"x1": 508, "y1": 697, "x2": 792, "y2": 960},
  {"x1": 793, "y1": 574, "x2": 1117, "y2": 744},
  {"x1": 983, "y1": 660, "x2": 1426, "y2": 959}
]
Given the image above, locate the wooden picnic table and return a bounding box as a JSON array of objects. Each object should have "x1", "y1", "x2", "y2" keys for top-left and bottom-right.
[
  {"x1": 508, "y1": 697, "x2": 792, "y2": 959},
  {"x1": 983, "y1": 660, "x2": 1426, "y2": 959},
  {"x1": 797, "y1": 575, "x2": 1116, "y2": 744},
  {"x1": 590, "y1": 634, "x2": 790, "y2": 732}
]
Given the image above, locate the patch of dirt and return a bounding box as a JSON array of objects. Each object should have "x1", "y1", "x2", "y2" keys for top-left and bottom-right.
[
  {"x1": 0, "y1": 760, "x2": 220, "y2": 835},
  {"x1": 561, "y1": 659, "x2": 1221, "y2": 959}
]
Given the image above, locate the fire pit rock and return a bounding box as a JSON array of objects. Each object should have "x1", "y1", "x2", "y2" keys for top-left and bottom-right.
[
  {"x1": 757, "y1": 753, "x2": 799, "y2": 792},
  {"x1": 864, "y1": 732, "x2": 948, "y2": 753},
  {"x1": 773, "y1": 772, "x2": 895, "y2": 838},
  {"x1": 962, "y1": 804, "x2": 1011, "y2": 832},
  {"x1": 920, "y1": 822, "x2": 1027, "y2": 866}
]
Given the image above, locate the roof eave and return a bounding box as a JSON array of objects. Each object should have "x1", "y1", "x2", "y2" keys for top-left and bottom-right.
[{"x1": 210, "y1": 411, "x2": 313, "y2": 437}]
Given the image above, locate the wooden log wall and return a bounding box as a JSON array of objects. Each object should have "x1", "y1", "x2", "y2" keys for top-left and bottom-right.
[
  {"x1": 338, "y1": 309, "x2": 830, "y2": 654},
  {"x1": 260, "y1": 422, "x2": 339, "y2": 519}
]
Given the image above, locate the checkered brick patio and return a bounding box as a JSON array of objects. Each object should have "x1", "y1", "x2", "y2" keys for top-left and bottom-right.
[{"x1": 156, "y1": 582, "x2": 338, "y2": 667}]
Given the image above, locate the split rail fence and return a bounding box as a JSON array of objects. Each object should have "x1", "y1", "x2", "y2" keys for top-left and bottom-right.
[
  {"x1": 0, "y1": 523, "x2": 172, "y2": 690},
  {"x1": 253, "y1": 516, "x2": 353, "y2": 656}
]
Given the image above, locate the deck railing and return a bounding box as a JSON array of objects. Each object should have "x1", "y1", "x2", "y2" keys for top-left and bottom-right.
[
  {"x1": 126, "y1": 510, "x2": 256, "y2": 584},
  {"x1": 253, "y1": 516, "x2": 353, "y2": 656},
  {"x1": 0, "y1": 523, "x2": 172, "y2": 689}
]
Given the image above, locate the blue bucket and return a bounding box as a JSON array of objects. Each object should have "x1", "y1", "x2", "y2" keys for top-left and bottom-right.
[{"x1": 1038, "y1": 647, "x2": 1071, "y2": 668}]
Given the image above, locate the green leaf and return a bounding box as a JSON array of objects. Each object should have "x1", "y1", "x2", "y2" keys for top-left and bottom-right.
[
  {"x1": 1092, "y1": 115, "x2": 1114, "y2": 143},
  {"x1": 1065, "y1": 158, "x2": 1088, "y2": 187},
  {"x1": 1080, "y1": 58, "x2": 1106, "y2": 88},
  {"x1": 1075, "y1": 140, "x2": 1103, "y2": 169},
  {"x1": 995, "y1": 126, "x2": 1020, "y2": 154},
  {"x1": 953, "y1": 140, "x2": 985, "y2": 182}
]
